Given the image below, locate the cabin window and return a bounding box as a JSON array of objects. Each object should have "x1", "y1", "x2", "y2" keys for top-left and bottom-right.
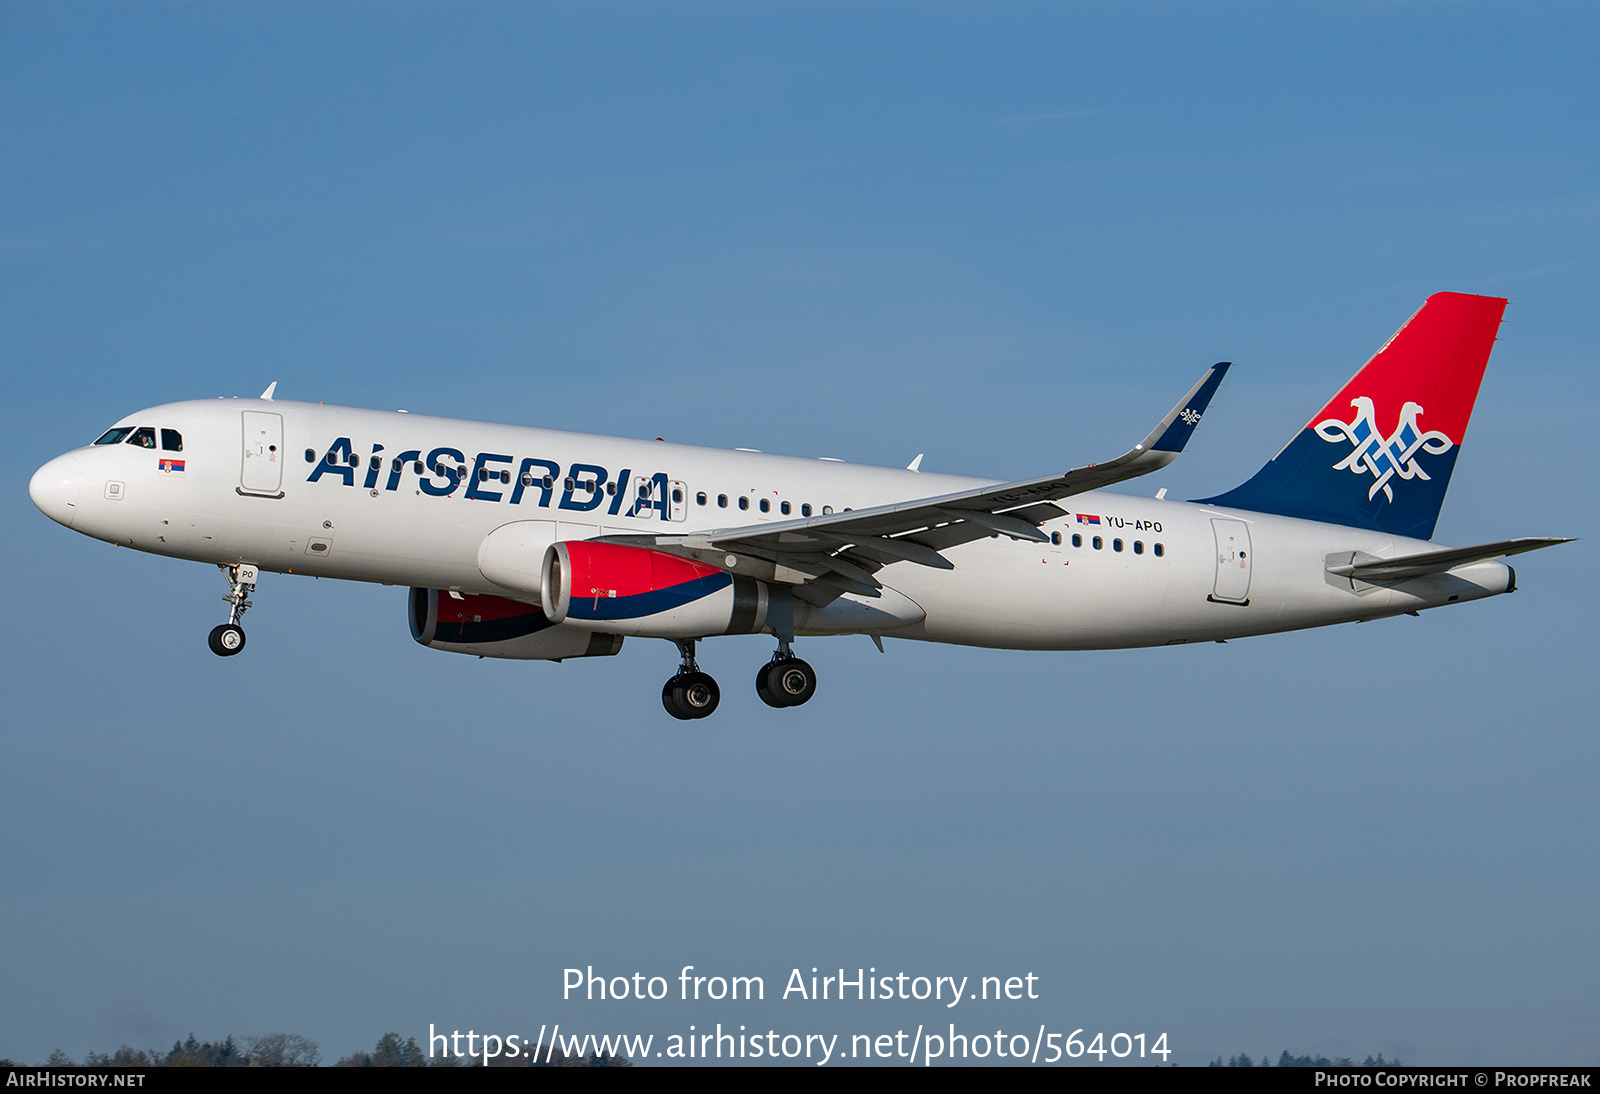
[
  {"x1": 1072, "y1": 534, "x2": 1082, "y2": 547},
  {"x1": 780, "y1": 500, "x2": 791, "y2": 515},
  {"x1": 696, "y1": 491, "x2": 707, "y2": 506},
  {"x1": 95, "y1": 427, "x2": 135, "y2": 446},
  {"x1": 1092, "y1": 536, "x2": 1103, "y2": 550},
  {"x1": 1051, "y1": 531, "x2": 1062, "y2": 545},
  {"x1": 823, "y1": 505, "x2": 834, "y2": 515},
  {"x1": 501, "y1": 470, "x2": 510, "y2": 484},
  {"x1": 306, "y1": 448, "x2": 317, "y2": 463},
  {"x1": 801, "y1": 503, "x2": 812, "y2": 517},
  {"x1": 1113, "y1": 538, "x2": 1123, "y2": 552},
  {"x1": 1154, "y1": 543, "x2": 1165, "y2": 558},
  {"x1": 1133, "y1": 540, "x2": 1144, "y2": 555},
  {"x1": 161, "y1": 430, "x2": 184, "y2": 452},
  {"x1": 759, "y1": 498, "x2": 770, "y2": 513},
  {"x1": 717, "y1": 494, "x2": 728, "y2": 508},
  {"x1": 672, "y1": 487, "x2": 683, "y2": 503},
  {"x1": 738, "y1": 496, "x2": 750, "y2": 511}
]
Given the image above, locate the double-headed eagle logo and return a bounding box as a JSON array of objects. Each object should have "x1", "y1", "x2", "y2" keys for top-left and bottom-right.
[{"x1": 1314, "y1": 397, "x2": 1454, "y2": 503}]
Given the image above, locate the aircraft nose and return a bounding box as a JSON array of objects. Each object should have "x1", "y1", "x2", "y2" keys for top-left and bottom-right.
[{"x1": 30, "y1": 454, "x2": 83, "y2": 529}]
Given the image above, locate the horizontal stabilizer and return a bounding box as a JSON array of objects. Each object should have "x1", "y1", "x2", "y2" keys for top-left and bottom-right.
[{"x1": 1326, "y1": 537, "x2": 1572, "y2": 581}]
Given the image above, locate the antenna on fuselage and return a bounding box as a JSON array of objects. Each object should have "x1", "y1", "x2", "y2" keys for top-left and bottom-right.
[{"x1": 260, "y1": 381, "x2": 278, "y2": 400}]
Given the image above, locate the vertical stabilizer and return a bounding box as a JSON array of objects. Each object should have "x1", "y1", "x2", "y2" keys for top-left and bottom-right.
[{"x1": 1194, "y1": 292, "x2": 1507, "y2": 540}]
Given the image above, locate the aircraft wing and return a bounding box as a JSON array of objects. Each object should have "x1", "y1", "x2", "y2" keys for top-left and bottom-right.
[{"x1": 604, "y1": 363, "x2": 1229, "y2": 601}]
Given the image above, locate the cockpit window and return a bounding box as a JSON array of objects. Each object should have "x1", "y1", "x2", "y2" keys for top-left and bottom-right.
[
  {"x1": 127, "y1": 427, "x2": 157, "y2": 449},
  {"x1": 94, "y1": 427, "x2": 134, "y2": 445},
  {"x1": 161, "y1": 429, "x2": 183, "y2": 452}
]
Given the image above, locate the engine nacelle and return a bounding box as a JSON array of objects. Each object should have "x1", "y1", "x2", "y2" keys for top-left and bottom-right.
[
  {"x1": 408, "y1": 588, "x2": 623, "y2": 660},
  {"x1": 541, "y1": 541, "x2": 769, "y2": 638}
]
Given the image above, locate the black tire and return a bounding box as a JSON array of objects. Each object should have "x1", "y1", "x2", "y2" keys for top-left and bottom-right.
[
  {"x1": 662, "y1": 676, "x2": 692, "y2": 720},
  {"x1": 208, "y1": 623, "x2": 246, "y2": 657},
  {"x1": 771, "y1": 658, "x2": 816, "y2": 706},
  {"x1": 756, "y1": 662, "x2": 785, "y2": 708},
  {"x1": 758, "y1": 657, "x2": 816, "y2": 708},
  {"x1": 676, "y1": 671, "x2": 720, "y2": 719}
]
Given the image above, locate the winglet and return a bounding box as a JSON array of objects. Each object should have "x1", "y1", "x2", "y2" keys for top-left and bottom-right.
[
  {"x1": 1145, "y1": 362, "x2": 1229, "y2": 454},
  {"x1": 906, "y1": 454, "x2": 924, "y2": 472},
  {"x1": 260, "y1": 381, "x2": 278, "y2": 401}
]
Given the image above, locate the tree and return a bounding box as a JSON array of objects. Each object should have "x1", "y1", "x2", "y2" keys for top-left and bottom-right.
[
  {"x1": 243, "y1": 1033, "x2": 321, "y2": 1067},
  {"x1": 344, "y1": 1033, "x2": 428, "y2": 1067}
]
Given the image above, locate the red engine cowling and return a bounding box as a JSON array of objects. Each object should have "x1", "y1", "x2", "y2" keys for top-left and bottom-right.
[
  {"x1": 408, "y1": 588, "x2": 623, "y2": 660},
  {"x1": 541, "y1": 541, "x2": 769, "y2": 638}
]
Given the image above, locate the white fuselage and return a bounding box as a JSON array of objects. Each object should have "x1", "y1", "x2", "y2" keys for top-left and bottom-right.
[{"x1": 31, "y1": 397, "x2": 1513, "y2": 650}]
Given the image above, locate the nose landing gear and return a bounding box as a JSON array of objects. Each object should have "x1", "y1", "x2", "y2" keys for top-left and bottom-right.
[
  {"x1": 208, "y1": 563, "x2": 258, "y2": 658},
  {"x1": 662, "y1": 639, "x2": 720, "y2": 720}
]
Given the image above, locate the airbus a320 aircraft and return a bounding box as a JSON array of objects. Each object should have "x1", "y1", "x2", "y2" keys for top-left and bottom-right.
[{"x1": 29, "y1": 292, "x2": 1568, "y2": 719}]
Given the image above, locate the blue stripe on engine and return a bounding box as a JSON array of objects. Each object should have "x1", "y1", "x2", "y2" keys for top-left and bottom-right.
[{"x1": 567, "y1": 571, "x2": 733, "y2": 622}]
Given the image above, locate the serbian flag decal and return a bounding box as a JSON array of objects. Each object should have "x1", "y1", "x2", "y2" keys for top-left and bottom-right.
[{"x1": 158, "y1": 458, "x2": 186, "y2": 475}]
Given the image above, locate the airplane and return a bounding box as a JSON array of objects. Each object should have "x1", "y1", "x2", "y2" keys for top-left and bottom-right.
[{"x1": 28, "y1": 292, "x2": 1569, "y2": 720}]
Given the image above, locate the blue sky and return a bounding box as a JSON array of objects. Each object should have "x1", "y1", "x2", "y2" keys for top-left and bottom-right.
[{"x1": 3, "y1": 2, "x2": 1595, "y2": 1066}]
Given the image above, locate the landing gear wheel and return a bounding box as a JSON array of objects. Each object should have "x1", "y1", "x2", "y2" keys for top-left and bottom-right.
[
  {"x1": 663, "y1": 677, "x2": 689, "y2": 720},
  {"x1": 676, "y1": 671, "x2": 720, "y2": 719},
  {"x1": 663, "y1": 672, "x2": 721, "y2": 720},
  {"x1": 756, "y1": 663, "x2": 781, "y2": 708},
  {"x1": 208, "y1": 623, "x2": 246, "y2": 657},
  {"x1": 758, "y1": 658, "x2": 816, "y2": 708}
]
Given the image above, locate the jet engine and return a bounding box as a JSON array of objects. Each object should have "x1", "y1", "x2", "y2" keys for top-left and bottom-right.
[
  {"x1": 408, "y1": 588, "x2": 623, "y2": 660},
  {"x1": 541, "y1": 541, "x2": 769, "y2": 638}
]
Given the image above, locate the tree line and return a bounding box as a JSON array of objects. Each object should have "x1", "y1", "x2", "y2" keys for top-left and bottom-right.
[
  {"x1": 1210, "y1": 1051, "x2": 1403, "y2": 1067},
  {"x1": 25, "y1": 1032, "x2": 629, "y2": 1068}
]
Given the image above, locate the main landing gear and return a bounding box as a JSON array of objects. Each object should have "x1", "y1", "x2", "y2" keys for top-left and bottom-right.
[
  {"x1": 756, "y1": 642, "x2": 817, "y2": 709},
  {"x1": 662, "y1": 640, "x2": 721, "y2": 720},
  {"x1": 208, "y1": 563, "x2": 258, "y2": 657},
  {"x1": 658, "y1": 638, "x2": 818, "y2": 720}
]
